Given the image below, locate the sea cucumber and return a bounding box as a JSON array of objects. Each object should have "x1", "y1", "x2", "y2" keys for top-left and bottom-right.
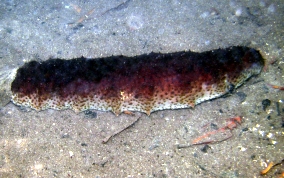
[{"x1": 11, "y1": 46, "x2": 264, "y2": 115}]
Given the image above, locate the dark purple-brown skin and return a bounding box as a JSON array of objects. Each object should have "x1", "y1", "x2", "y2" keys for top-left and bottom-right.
[{"x1": 11, "y1": 46, "x2": 264, "y2": 114}]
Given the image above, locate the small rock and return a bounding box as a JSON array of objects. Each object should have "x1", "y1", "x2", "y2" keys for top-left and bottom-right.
[
  {"x1": 81, "y1": 143, "x2": 88, "y2": 146},
  {"x1": 201, "y1": 145, "x2": 211, "y2": 153},
  {"x1": 262, "y1": 99, "x2": 271, "y2": 111},
  {"x1": 236, "y1": 92, "x2": 247, "y2": 102},
  {"x1": 210, "y1": 123, "x2": 218, "y2": 130},
  {"x1": 84, "y1": 110, "x2": 97, "y2": 119}
]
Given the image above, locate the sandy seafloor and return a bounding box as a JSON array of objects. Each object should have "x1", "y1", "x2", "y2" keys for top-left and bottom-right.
[{"x1": 0, "y1": 0, "x2": 283, "y2": 177}]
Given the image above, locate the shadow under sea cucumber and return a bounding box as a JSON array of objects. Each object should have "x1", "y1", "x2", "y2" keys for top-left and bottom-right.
[{"x1": 11, "y1": 46, "x2": 265, "y2": 115}]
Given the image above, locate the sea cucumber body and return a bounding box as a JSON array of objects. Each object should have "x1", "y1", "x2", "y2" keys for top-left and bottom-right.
[{"x1": 11, "y1": 46, "x2": 264, "y2": 115}]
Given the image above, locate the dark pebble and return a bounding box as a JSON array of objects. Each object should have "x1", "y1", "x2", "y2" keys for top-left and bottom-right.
[
  {"x1": 81, "y1": 143, "x2": 88, "y2": 146},
  {"x1": 275, "y1": 102, "x2": 280, "y2": 116},
  {"x1": 201, "y1": 145, "x2": 211, "y2": 153},
  {"x1": 84, "y1": 110, "x2": 97, "y2": 119},
  {"x1": 72, "y1": 23, "x2": 84, "y2": 31},
  {"x1": 210, "y1": 123, "x2": 218, "y2": 130},
  {"x1": 262, "y1": 99, "x2": 271, "y2": 111}
]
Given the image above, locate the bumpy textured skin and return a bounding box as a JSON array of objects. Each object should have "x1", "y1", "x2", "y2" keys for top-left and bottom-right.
[{"x1": 11, "y1": 46, "x2": 264, "y2": 115}]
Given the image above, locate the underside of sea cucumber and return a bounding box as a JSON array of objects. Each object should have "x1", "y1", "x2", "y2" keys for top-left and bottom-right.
[{"x1": 11, "y1": 46, "x2": 264, "y2": 115}]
